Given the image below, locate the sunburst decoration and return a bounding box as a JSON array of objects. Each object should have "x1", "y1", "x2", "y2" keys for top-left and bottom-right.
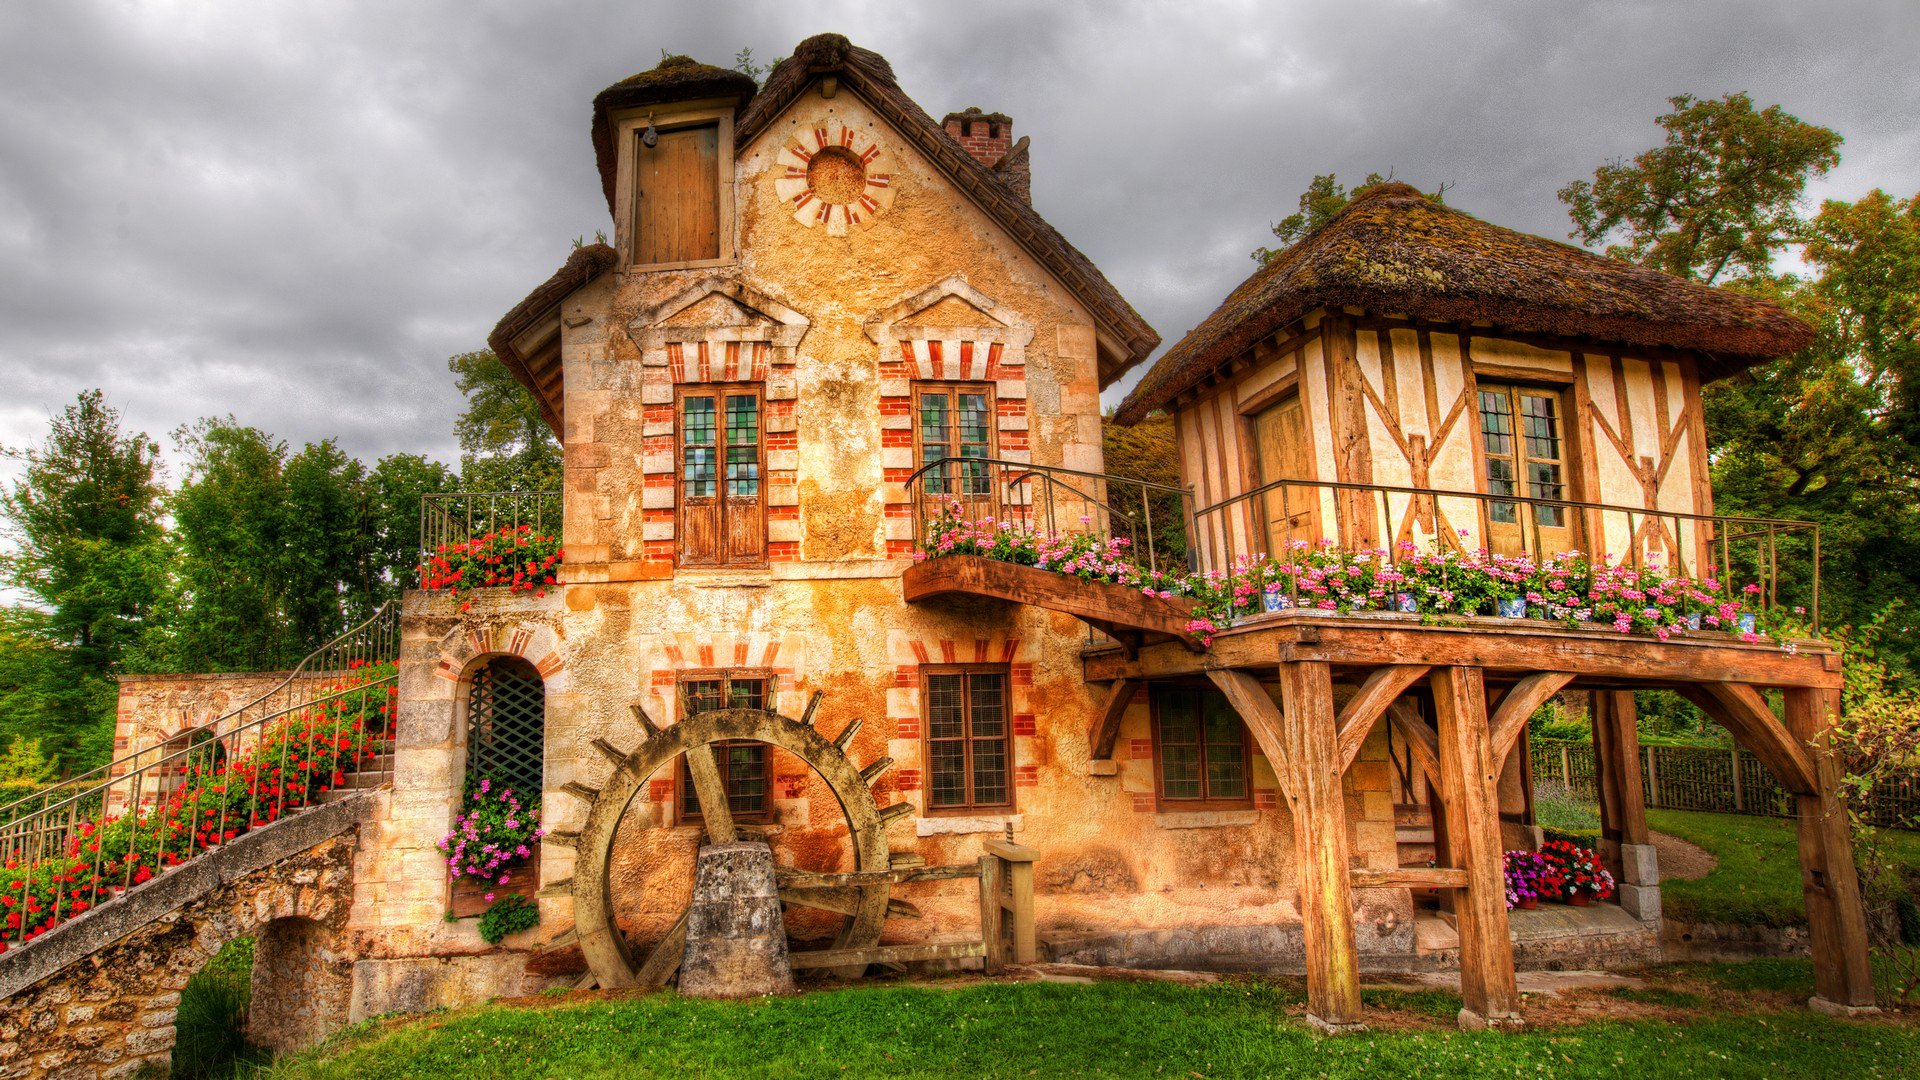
[{"x1": 772, "y1": 119, "x2": 896, "y2": 237}]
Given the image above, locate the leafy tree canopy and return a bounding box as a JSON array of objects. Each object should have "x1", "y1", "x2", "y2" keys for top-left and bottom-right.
[
  {"x1": 449, "y1": 350, "x2": 562, "y2": 493},
  {"x1": 1558, "y1": 92, "x2": 1842, "y2": 283}
]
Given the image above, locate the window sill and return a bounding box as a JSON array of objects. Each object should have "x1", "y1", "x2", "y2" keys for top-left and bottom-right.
[
  {"x1": 1152, "y1": 809, "x2": 1259, "y2": 830},
  {"x1": 915, "y1": 813, "x2": 1022, "y2": 838}
]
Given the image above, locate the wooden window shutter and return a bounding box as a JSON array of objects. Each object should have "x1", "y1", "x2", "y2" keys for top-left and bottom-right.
[
  {"x1": 634, "y1": 124, "x2": 720, "y2": 264},
  {"x1": 677, "y1": 385, "x2": 764, "y2": 567}
]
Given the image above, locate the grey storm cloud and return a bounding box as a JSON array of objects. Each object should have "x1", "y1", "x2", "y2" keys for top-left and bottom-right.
[{"x1": 1, "y1": 0, "x2": 1917, "y2": 473}]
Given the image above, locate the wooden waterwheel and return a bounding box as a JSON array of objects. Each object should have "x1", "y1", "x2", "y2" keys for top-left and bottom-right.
[{"x1": 553, "y1": 698, "x2": 909, "y2": 989}]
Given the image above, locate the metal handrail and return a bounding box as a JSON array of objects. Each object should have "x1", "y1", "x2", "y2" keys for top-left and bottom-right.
[
  {"x1": 0, "y1": 601, "x2": 399, "y2": 829},
  {"x1": 0, "y1": 665, "x2": 396, "y2": 949},
  {"x1": 1190, "y1": 475, "x2": 1821, "y2": 631},
  {"x1": 419, "y1": 491, "x2": 561, "y2": 560},
  {"x1": 905, "y1": 456, "x2": 1196, "y2": 576}
]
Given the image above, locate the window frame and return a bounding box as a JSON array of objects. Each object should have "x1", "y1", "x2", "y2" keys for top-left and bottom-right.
[
  {"x1": 918, "y1": 663, "x2": 1015, "y2": 815},
  {"x1": 1149, "y1": 683, "x2": 1255, "y2": 812},
  {"x1": 611, "y1": 103, "x2": 736, "y2": 271},
  {"x1": 676, "y1": 669, "x2": 776, "y2": 825},
  {"x1": 912, "y1": 382, "x2": 998, "y2": 500},
  {"x1": 675, "y1": 383, "x2": 766, "y2": 568},
  {"x1": 1474, "y1": 381, "x2": 1573, "y2": 530}
]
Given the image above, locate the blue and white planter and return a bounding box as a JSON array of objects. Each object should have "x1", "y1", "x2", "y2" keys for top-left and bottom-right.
[
  {"x1": 1262, "y1": 585, "x2": 1293, "y2": 613},
  {"x1": 1685, "y1": 612, "x2": 1703, "y2": 631},
  {"x1": 1393, "y1": 592, "x2": 1419, "y2": 614},
  {"x1": 1737, "y1": 612, "x2": 1758, "y2": 634},
  {"x1": 1496, "y1": 597, "x2": 1529, "y2": 619}
]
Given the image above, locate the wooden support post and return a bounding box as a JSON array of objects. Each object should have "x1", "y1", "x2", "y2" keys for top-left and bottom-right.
[
  {"x1": 1785, "y1": 687, "x2": 1877, "y2": 1013},
  {"x1": 978, "y1": 854, "x2": 1007, "y2": 974},
  {"x1": 1431, "y1": 666, "x2": 1523, "y2": 1030},
  {"x1": 1590, "y1": 691, "x2": 1649, "y2": 848},
  {"x1": 988, "y1": 840, "x2": 1038, "y2": 964},
  {"x1": 1209, "y1": 665, "x2": 1365, "y2": 1031}
]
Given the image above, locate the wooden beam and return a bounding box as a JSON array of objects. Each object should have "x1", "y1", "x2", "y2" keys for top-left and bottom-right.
[
  {"x1": 1590, "y1": 690, "x2": 1649, "y2": 848},
  {"x1": 1386, "y1": 700, "x2": 1440, "y2": 785},
  {"x1": 1088, "y1": 677, "x2": 1139, "y2": 761},
  {"x1": 1209, "y1": 665, "x2": 1364, "y2": 1029},
  {"x1": 1432, "y1": 666, "x2": 1523, "y2": 1028},
  {"x1": 1082, "y1": 616, "x2": 1839, "y2": 689},
  {"x1": 634, "y1": 910, "x2": 689, "y2": 991},
  {"x1": 1336, "y1": 665, "x2": 1429, "y2": 773},
  {"x1": 788, "y1": 940, "x2": 987, "y2": 970},
  {"x1": 1488, "y1": 672, "x2": 1575, "y2": 764},
  {"x1": 1352, "y1": 866, "x2": 1469, "y2": 889},
  {"x1": 775, "y1": 864, "x2": 979, "y2": 889},
  {"x1": 682, "y1": 743, "x2": 737, "y2": 845},
  {"x1": 1677, "y1": 683, "x2": 1818, "y2": 795},
  {"x1": 1784, "y1": 687, "x2": 1876, "y2": 1010},
  {"x1": 904, "y1": 555, "x2": 1202, "y2": 648}
]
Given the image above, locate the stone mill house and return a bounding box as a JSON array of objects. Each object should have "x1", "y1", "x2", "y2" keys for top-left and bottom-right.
[{"x1": 0, "y1": 31, "x2": 1874, "y2": 1075}]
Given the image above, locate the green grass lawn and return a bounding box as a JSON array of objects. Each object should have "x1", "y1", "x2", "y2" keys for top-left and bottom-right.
[
  {"x1": 261, "y1": 975, "x2": 1916, "y2": 1079},
  {"x1": 1649, "y1": 809, "x2": 1920, "y2": 926}
]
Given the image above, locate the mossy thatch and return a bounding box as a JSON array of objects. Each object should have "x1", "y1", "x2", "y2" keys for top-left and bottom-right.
[
  {"x1": 589, "y1": 55, "x2": 758, "y2": 217},
  {"x1": 1115, "y1": 183, "x2": 1813, "y2": 424}
]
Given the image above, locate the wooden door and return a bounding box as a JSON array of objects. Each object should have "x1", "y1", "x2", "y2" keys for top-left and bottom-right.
[
  {"x1": 677, "y1": 387, "x2": 765, "y2": 567},
  {"x1": 1476, "y1": 383, "x2": 1577, "y2": 558},
  {"x1": 1253, "y1": 394, "x2": 1320, "y2": 554},
  {"x1": 633, "y1": 124, "x2": 719, "y2": 264},
  {"x1": 721, "y1": 391, "x2": 765, "y2": 565}
]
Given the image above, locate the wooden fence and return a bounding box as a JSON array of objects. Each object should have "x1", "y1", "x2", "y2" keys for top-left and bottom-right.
[{"x1": 1530, "y1": 738, "x2": 1920, "y2": 830}]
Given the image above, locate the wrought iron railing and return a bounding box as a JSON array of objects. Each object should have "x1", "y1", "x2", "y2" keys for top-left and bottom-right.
[
  {"x1": 1188, "y1": 476, "x2": 1824, "y2": 633},
  {"x1": 419, "y1": 491, "x2": 561, "y2": 560},
  {"x1": 0, "y1": 604, "x2": 399, "y2": 949},
  {"x1": 906, "y1": 458, "x2": 1824, "y2": 634},
  {"x1": 906, "y1": 456, "x2": 1194, "y2": 577}
]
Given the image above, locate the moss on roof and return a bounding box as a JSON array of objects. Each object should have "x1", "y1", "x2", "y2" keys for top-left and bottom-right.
[
  {"x1": 1115, "y1": 183, "x2": 1814, "y2": 424},
  {"x1": 589, "y1": 55, "x2": 758, "y2": 217}
]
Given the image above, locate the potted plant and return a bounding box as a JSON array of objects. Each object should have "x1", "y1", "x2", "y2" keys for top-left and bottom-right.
[
  {"x1": 1503, "y1": 849, "x2": 1559, "y2": 910},
  {"x1": 1540, "y1": 839, "x2": 1615, "y2": 906}
]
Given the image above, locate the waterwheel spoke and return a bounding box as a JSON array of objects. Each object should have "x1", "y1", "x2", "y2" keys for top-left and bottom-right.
[
  {"x1": 683, "y1": 743, "x2": 737, "y2": 845},
  {"x1": 635, "y1": 909, "x2": 690, "y2": 990}
]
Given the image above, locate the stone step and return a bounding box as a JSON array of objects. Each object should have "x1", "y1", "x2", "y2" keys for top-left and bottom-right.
[
  {"x1": 1394, "y1": 802, "x2": 1432, "y2": 826},
  {"x1": 1396, "y1": 826, "x2": 1435, "y2": 845}
]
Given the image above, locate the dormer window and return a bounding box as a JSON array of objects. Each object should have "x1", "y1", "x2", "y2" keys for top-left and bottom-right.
[
  {"x1": 613, "y1": 105, "x2": 736, "y2": 269},
  {"x1": 634, "y1": 123, "x2": 720, "y2": 264}
]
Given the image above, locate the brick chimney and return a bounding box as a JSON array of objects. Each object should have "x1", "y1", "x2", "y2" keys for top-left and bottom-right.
[{"x1": 942, "y1": 107, "x2": 1030, "y2": 204}]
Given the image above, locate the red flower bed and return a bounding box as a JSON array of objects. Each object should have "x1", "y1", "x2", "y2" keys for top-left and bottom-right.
[{"x1": 418, "y1": 524, "x2": 562, "y2": 610}]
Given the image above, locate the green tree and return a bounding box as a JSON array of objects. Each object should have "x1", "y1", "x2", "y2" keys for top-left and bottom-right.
[
  {"x1": 1253, "y1": 173, "x2": 1446, "y2": 264},
  {"x1": 0, "y1": 390, "x2": 168, "y2": 672},
  {"x1": 367, "y1": 453, "x2": 458, "y2": 600},
  {"x1": 1558, "y1": 93, "x2": 1842, "y2": 283},
  {"x1": 1101, "y1": 412, "x2": 1189, "y2": 571},
  {"x1": 449, "y1": 350, "x2": 562, "y2": 493}
]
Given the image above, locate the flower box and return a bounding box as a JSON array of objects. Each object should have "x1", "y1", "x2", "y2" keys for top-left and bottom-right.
[{"x1": 450, "y1": 843, "x2": 541, "y2": 918}]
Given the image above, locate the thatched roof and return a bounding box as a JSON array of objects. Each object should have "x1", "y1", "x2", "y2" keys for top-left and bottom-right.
[
  {"x1": 1114, "y1": 182, "x2": 1813, "y2": 424},
  {"x1": 488, "y1": 243, "x2": 617, "y2": 436},
  {"x1": 590, "y1": 55, "x2": 758, "y2": 216},
  {"x1": 738, "y1": 34, "x2": 1159, "y2": 383}
]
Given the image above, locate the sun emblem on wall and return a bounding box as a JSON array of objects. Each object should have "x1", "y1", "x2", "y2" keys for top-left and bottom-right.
[{"x1": 772, "y1": 119, "x2": 896, "y2": 237}]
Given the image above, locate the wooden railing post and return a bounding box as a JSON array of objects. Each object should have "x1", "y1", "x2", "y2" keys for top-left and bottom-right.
[{"x1": 987, "y1": 839, "x2": 1038, "y2": 965}]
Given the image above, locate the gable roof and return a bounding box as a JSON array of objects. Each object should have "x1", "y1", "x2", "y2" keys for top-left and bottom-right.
[
  {"x1": 738, "y1": 34, "x2": 1158, "y2": 383},
  {"x1": 487, "y1": 243, "x2": 617, "y2": 436},
  {"x1": 1114, "y1": 182, "x2": 1814, "y2": 424}
]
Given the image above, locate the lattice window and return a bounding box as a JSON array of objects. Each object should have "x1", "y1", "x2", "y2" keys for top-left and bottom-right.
[
  {"x1": 679, "y1": 671, "x2": 775, "y2": 823},
  {"x1": 1150, "y1": 685, "x2": 1251, "y2": 809},
  {"x1": 923, "y1": 666, "x2": 1012, "y2": 811},
  {"x1": 466, "y1": 657, "x2": 545, "y2": 798}
]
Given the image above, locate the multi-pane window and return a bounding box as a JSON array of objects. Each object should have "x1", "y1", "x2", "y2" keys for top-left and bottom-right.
[
  {"x1": 915, "y1": 385, "x2": 994, "y2": 497},
  {"x1": 466, "y1": 657, "x2": 546, "y2": 799},
  {"x1": 678, "y1": 672, "x2": 773, "y2": 823},
  {"x1": 1478, "y1": 384, "x2": 1567, "y2": 528},
  {"x1": 1151, "y1": 686, "x2": 1250, "y2": 809},
  {"x1": 923, "y1": 667, "x2": 1012, "y2": 811},
  {"x1": 678, "y1": 386, "x2": 765, "y2": 566}
]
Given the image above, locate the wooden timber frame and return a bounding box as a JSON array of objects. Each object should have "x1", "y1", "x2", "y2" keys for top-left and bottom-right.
[
  {"x1": 1073, "y1": 609, "x2": 1874, "y2": 1030},
  {"x1": 776, "y1": 842, "x2": 1037, "y2": 973}
]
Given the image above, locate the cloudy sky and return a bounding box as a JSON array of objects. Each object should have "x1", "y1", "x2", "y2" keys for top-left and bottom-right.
[{"x1": 2, "y1": 0, "x2": 1916, "y2": 476}]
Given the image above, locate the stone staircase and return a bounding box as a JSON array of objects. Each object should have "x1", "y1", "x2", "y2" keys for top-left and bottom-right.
[
  {"x1": 319, "y1": 749, "x2": 394, "y2": 802},
  {"x1": 1395, "y1": 801, "x2": 1436, "y2": 867}
]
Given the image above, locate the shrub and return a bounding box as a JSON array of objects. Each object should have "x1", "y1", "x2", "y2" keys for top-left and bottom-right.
[
  {"x1": 171, "y1": 936, "x2": 264, "y2": 1079},
  {"x1": 477, "y1": 894, "x2": 539, "y2": 945}
]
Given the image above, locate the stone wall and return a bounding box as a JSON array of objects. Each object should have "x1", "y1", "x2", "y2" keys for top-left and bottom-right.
[
  {"x1": 0, "y1": 828, "x2": 358, "y2": 1080},
  {"x1": 107, "y1": 672, "x2": 324, "y2": 814}
]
